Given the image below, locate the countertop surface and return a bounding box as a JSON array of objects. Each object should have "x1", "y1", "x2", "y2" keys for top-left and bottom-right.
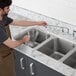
[{"x1": 9, "y1": 5, "x2": 76, "y2": 76}]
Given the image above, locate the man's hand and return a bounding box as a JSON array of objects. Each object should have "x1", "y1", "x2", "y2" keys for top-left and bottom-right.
[
  {"x1": 22, "y1": 35, "x2": 30, "y2": 43},
  {"x1": 3, "y1": 36, "x2": 30, "y2": 48},
  {"x1": 37, "y1": 21, "x2": 47, "y2": 26}
]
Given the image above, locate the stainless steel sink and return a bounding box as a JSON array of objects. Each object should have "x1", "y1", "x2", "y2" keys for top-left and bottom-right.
[
  {"x1": 26, "y1": 28, "x2": 50, "y2": 48},
  {"x1": 63, "y1": 51, "x2": 76, "y2": 69},
  {"x1": 37, "y1": 38, "x2": 75, "y2": 60},
  {"x1": 14, "y1": 27, "x2": 76, "y2": 68},
  {"x1": 14, "y1": 28, "x2": 50, "y2": 48}
]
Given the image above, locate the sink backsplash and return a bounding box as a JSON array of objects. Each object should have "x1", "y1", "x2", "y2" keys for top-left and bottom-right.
[{"x1": 9, "y1": 5, "x2": 76, "y2": 43}]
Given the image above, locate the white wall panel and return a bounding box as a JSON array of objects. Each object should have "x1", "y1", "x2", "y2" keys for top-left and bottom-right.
[{"x1": 12, "y1": 0, "x2": 76, "y2": 25}]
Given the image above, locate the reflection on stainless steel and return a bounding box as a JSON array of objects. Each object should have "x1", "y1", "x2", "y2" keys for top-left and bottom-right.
[{"x1": 27, "y1": 42, "x2": 39, "y2": 48}]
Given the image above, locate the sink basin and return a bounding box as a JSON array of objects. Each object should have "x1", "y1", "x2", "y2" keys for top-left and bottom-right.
[
  {"x1": 37, "y1": 38, "x2": 75, "y2": 60},
  {"x1": 63, "y1": 51, "x2": 76, "y2": 69},
  {"x1": 26, "y1": 28, "x2": 50, "y2": 48},
  {"x1": 14, "y1": 28, "x2": 50, "y2": 48}
]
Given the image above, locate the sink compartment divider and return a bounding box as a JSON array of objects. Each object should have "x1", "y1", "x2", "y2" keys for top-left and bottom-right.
[
  {"x1": 59, "y1": 47, "x2": 76, "y2": 62},
  {"x1": 34, "y1": 37, "x2": 53, "y2": 49}
]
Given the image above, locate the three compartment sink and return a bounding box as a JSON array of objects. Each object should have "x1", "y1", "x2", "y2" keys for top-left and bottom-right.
[
  {"x1": 14, "y1": 27, "x2": 76, "y2": 69},
  {"x1": 37, "y1": 38, "x2": 75, "y2": 60}
]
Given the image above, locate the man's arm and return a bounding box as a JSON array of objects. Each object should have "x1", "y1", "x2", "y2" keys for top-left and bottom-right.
[
  {"x1": 11, "y1": 20, "x2": 47, "y2": 26},
  {"x1": 3, "y1": 35, "x2": 30, "y2": 48}
]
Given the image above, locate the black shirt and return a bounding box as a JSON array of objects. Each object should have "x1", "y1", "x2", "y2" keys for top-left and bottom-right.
[{"x1": 0, "y1": 15, "x2": 13, "y2": 45}]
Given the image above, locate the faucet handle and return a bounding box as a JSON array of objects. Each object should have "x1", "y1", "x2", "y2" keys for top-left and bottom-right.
[
  {"x1": 62, "y1": 27, "x2": 69, "y2": 33},
  {"x1": 73, "y1": 30, "x2": 76, "y2": 38}
]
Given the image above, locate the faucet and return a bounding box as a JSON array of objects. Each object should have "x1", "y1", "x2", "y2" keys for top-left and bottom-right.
[{"x1": 73, "y1": 30, "x2": 76, "y2": 38}]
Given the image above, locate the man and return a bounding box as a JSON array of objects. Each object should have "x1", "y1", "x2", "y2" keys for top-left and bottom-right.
[{"x1": 0, "y1": 0, "x2": 47, "y2": 76}]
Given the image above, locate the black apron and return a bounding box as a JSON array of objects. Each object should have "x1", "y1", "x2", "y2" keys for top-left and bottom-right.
[{"x1": 0, "y1": 26, "x2": 16, "y2": 76}]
